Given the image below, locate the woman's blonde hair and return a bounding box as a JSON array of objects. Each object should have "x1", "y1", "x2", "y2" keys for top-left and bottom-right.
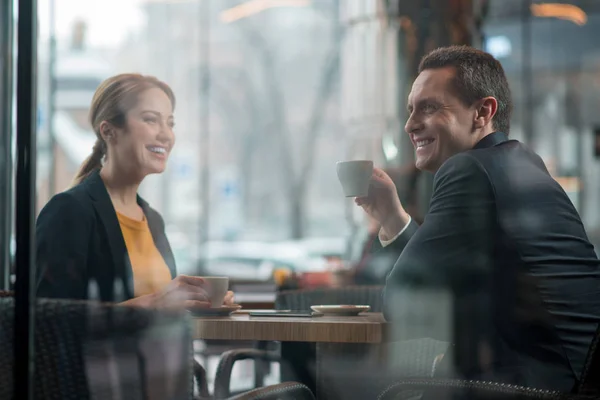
[{"x1": 71, "y1": 73, "x2": 176, "y2": 186}]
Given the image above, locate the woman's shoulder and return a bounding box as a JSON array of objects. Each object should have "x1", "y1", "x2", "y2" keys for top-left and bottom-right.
[{"x1": 39, "y1": 184, "x2": 94, "y2": 220}]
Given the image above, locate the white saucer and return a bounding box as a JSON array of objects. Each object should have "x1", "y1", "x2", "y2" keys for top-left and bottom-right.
[
  {"x1": 310, "y1": 305, "x2": 370, "y2": 316},
  {"x1": 190, "y1": 304, "x2": 241, "y2": 317}
]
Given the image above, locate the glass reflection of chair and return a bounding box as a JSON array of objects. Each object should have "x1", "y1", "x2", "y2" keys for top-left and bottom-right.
[
  {"x1": 0, "y1": 293, "x2": 313, "y2": 400},
  {"x1": 377, "y1": 324, "x2": 600, "y2": 400},
  {"x1": 212, "y1": 285, "x2": 451, "y2": 399},
  {"x1": 0, "y1": 295, "x2": 192, "y2": 399},
  {"x1": 212, "y1": 285, "x2": 386, "y2": 398}
]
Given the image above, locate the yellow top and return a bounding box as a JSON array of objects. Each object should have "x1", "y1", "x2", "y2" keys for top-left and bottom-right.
[{"x1": 117, "y1": 212, "x2": 172, "y2": 297}]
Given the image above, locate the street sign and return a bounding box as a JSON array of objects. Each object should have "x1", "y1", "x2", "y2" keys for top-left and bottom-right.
[
  {"x1": 37, "y1": 106, "x2": 43, "y2": 128},
  {"x1": 222, "y1": 181, "x2": 238, "y2": 198}
]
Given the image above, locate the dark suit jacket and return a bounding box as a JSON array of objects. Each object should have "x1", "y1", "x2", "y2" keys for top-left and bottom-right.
[
  {"x1": 383, "y1": 132, "x2": 600, "y2": 392},
  {"x1": 36, "y1": 170, "x2": 176, "y2": 302}
]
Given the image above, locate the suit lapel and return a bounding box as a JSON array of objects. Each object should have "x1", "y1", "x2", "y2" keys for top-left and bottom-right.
[{"x1": 84, "y1": 171, "x2": 135, "y2": 300}]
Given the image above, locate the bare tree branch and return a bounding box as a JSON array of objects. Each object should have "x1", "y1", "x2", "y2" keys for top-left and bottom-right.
[
  {"x1": 296, "y1": 28, "x2": 344, "y2": 194},
  {"x1": 226, "y1": 0, "x2": 341, "y2": 237}
]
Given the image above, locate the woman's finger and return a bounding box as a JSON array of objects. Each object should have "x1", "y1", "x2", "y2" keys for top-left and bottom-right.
[
  {"x1": 223, "y1": 291, "x2": 235, "y2": 305},
  {"x1": 184, "y1": 300, "x2": 212, "y2": 311},
  {"x1": 182, "y1": 291, "x2": 211, "y2": 303},
  {"x1": 169, "y1": 283, "x2": 210, "y2": 303},
  {"x1": 176, "y1": 275, "x2": 206, "y2": 287},
  {"x1": 174, "y1": 282, "x2": 209, "y2": 296}
]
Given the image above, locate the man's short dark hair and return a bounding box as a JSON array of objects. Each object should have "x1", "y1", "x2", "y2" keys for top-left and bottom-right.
[{"x1": 418, "y1": 45, "x2": 513, "y2": 134}]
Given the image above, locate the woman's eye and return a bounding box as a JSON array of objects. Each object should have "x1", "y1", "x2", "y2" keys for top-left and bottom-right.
[{"x1": 144, "y1": 117, "x2": 157, "y2": 124}]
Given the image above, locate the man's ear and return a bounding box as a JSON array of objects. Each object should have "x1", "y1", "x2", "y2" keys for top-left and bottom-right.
[{"x1": 474, "y1": 97, "x2": 498, "y2": 130}]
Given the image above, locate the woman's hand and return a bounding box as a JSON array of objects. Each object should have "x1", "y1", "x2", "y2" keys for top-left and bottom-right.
[
  {"x1": 223, "y1": 290, "x2": 235, "y2": 305},
  {"x1": 123, "y1": 275, "x2": 211, "y2": 310}
]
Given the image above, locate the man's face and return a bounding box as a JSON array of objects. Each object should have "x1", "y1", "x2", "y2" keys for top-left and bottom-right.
[{"x1": 405, "y1": 67, "x2": 482, "y2": 173}]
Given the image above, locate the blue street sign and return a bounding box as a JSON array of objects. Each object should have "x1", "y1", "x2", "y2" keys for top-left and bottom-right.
[
  {"x1": 37, "y1": 106, "x2": 44, "y2": 128},
  {"x1": 222, "y1": 181, "x2": 238, "y2": 198}
]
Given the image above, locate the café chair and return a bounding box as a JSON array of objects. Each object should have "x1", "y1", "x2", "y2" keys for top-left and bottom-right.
[
  {"x1": 377, "y1": 323, "x2": 600, "y2": 400},
  {"x1": 0, "y1": 297, "x2": 193, "y2": 399},
  {"x1": 212, "y1": 381, "x2": 314, "y2": 400},
  {"x1": 213, "y1": 286, "x2": 386, "y2": 398},
  {"x1": 0, "y1": 293, "x2": 311, "y2": 400},
  {"x1": 274, "y1": 285, "x2": 385, "y2": 312}
]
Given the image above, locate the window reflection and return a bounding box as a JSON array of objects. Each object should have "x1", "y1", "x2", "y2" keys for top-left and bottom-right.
[{"x1": 2, "y1": 0, "x2": 599, "y2": 397}]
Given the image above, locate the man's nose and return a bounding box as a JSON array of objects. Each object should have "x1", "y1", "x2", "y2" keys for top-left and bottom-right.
[{"x1": 405, "y1": 114, "x2": 422, "y2": 134}]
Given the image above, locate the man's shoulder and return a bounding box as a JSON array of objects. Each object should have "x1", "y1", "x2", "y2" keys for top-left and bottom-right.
[
  {"x1": 438, "y1": 140, "x2": 547, "y2": 186},
  {"x1": 439, "y1": 151, "x2": 485, "y2": 170},
  {"x1": 465, "y1": 139, "x2": 544, "y2": 171},
  {"x1": 434, "y1": 152, "x2": 489, "y2": 186}
]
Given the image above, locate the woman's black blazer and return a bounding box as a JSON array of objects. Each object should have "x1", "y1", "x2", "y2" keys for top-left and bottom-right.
[{"x1": 36, "y1": 170, "x2": 177, "y2": 302}]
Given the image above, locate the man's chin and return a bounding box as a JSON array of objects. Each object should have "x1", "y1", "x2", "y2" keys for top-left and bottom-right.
[
  {"x1": 414, "y1": 157, "x2": 439, "y2": 173},
  {"x1": 414, "y1": 157, "x2": 430, "y2": 171}
]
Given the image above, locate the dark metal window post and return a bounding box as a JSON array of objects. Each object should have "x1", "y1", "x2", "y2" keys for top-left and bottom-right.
[
  {"x1": 0, "y1": 0, "x2": 14, "y2": 291},
  {"x1": 14, "y1": 0, "x2": 38, "y2": 397}
]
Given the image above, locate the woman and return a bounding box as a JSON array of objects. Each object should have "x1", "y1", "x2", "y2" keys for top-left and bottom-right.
[{"x1": 36, "y1": 73, "x2": 233, "y2": 309}]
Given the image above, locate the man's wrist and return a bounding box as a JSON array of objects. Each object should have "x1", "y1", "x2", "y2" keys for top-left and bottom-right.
[{"x1": 380, "y1": 211, "x2": 411, "y2": 241}]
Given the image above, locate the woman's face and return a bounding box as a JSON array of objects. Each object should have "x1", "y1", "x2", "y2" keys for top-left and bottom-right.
[{"x1": 106, "y1": 87, "x2": 175, "y2": 179}]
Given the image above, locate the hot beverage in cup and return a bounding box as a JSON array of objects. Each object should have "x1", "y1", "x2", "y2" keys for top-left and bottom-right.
[
  {"x1": 199, "y1": 276, "x2": 229, "y2": 308},
  {"x1": 336, "y1": 160, "x2": 374, "y2": 197}
]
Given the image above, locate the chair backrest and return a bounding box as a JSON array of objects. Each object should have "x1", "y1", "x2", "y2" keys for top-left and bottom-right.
[
  {"x1": 576, "y1": 322, "x2": 600, "y2": 395},
  {"x1": 229, "y1": 382, "x2": 315, "y2": 400},
  {"x1": 0, "y1": 297, "x2": 193, "y2": 400},
  {"x1": 275, "y1": 285, "x2": 384, "y2": 312}
]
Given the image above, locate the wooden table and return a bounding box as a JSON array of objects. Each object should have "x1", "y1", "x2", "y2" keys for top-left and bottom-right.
[
  {"x1": 192, "y1": 312, "x2": 386, "y2": 343},
  {"x1": 193, "y1": 313, "x2": 389, "y2": 399}
]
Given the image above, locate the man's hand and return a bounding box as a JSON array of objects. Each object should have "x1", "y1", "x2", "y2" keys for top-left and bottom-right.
[{"x1": 355, "y1": 167, "x2": 411, "y2": 240}]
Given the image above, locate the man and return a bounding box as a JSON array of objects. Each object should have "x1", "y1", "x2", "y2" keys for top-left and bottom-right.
[
  {"x1": 357, "y1": 46, "x2": 600, "y2": 392},
  {"x1": 352, "y1": 165, "x2": 421, "y2": 285}
]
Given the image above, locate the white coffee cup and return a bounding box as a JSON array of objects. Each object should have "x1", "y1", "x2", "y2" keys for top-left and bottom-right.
[
  {"x1": 336, "y1": 160, "x2": 374, "y2": 197},
  {"x1": 199, "y1": 276, "x2": 229, "y2": 308}
]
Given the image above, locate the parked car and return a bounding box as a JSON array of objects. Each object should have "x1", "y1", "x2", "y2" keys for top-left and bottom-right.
[
  {"x1": 182, "y1": 241, "x2": 328, "y2": 282},
  {"x1": 280, "y1": 237, "x2": 348, "y2": 266}
]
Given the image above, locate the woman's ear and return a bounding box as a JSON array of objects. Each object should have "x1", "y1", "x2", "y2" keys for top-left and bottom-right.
[{"x1": 99, "y1": 121, "x2": 115, "y2": 142}]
